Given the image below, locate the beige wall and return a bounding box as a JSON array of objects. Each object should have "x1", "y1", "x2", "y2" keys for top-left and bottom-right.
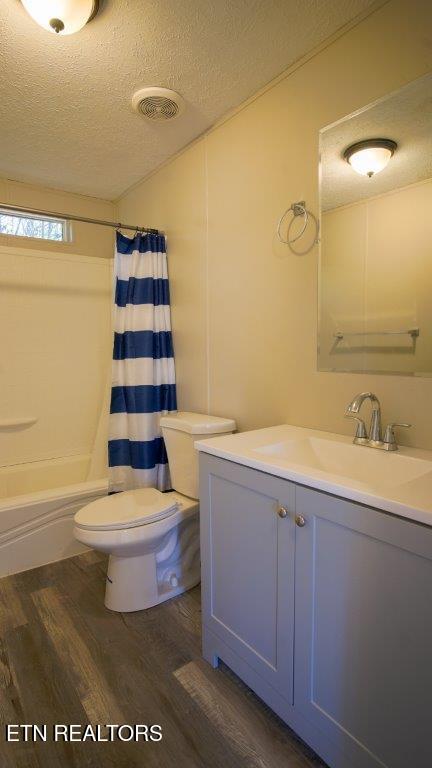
[
  {"x1": 119, "y1": 0, "x2": 432, "y2": 450},
  {"x1": 0, "y1": 180, "x2": 115, "y2": 472},
  {"x1": 320, "y1": 178, "x2": 432, "y2": 375},
  {"x1": 0, "y1": 178, "x2": 115, "y2": 259},
  {"x1": 116, "y1": 143, "x2": 209, "y2": 414}
]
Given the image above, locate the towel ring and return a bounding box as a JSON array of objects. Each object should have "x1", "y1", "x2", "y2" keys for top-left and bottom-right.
[{"x1": 277, "y1": 200, "x2": 319, "y2": 254}]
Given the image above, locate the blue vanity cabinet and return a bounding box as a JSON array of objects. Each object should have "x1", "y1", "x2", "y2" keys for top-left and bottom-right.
[
  {"x1": 200, "y1": 452, "x2": 432, "y2": 768},
  {"x1": 199, "y1": 453, "x2": 296, "y2": 702},
  {"x1": 294, "y1": 485, "x2": 432, "y2": 768}
]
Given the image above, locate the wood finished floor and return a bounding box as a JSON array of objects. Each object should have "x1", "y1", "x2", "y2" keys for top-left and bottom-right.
[{"x1": 0, "y1": 551, "x2": 327, "y2": 768}]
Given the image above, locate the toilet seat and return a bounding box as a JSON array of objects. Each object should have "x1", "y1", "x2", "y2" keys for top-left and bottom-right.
[{"x1": 74, "y1": 488, "x2": 179, "y2": 531}]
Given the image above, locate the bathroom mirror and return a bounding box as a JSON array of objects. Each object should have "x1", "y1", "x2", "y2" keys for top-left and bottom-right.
[{"x1": 318, "y1": 72, "x2": 432, "y2": 376}]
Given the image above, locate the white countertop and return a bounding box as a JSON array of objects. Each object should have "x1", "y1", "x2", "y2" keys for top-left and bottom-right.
[{"x1": 196, "y1": 424, "x2": 432, "y2": 527}]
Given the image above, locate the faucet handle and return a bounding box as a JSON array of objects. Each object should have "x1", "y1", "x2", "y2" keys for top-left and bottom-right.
[
  {"x1": 383, "y1": 422, "x2": 411, "y2": 447},
  {"x1": 345, "y1": 413, "x2": 368, "y2": 440}
]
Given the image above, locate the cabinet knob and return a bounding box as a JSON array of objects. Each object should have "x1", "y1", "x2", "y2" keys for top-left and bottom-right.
[
  {"x1": 295, "y1": 514, "x2": 306, "y2": 527},
  {"x1": 277, "y1": 506, "x2": 288, "y2": 518}
]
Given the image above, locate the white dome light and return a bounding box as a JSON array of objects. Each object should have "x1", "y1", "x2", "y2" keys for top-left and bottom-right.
[
  {"x1": 344, "y1": 139, "x2": 397, "y2": 178},
  {"x1": 21, "y1": 0, "x2": 99, "y2": 35}
]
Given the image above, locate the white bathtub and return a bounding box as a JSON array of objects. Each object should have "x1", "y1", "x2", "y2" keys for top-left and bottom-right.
[{"x1": 0, "y1": 457, "x2": 107, "y2": 577}]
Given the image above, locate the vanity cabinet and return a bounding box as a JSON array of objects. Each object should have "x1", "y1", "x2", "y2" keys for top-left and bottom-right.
[
  {"x1": 200, "y1": 453, "x2": 432, "y2": 768},
  {"x1": 199, "y1": 455, "x2": 296, "y2": 700}
]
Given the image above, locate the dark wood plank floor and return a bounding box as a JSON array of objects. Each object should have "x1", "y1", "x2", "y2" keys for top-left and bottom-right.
[{"x1": 0, "y1": 551, "x2": 327, "y2": 768}]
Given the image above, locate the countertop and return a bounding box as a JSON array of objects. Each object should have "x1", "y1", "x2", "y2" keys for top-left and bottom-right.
[{"x1": 196, "y1": 424, "x2": 432, "y2": 527}]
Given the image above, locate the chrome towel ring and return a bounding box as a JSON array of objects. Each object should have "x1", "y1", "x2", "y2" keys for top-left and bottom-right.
[{"x1": 277, "y1": 200, "x2": 319, "y2": 254}]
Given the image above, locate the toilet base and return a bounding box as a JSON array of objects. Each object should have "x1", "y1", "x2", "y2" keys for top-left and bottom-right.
[
  {"x1": 104, "y1": 551, "x2": 201, "y2": 612},
  {"x1": 105, "y1": 552, "x2": 154, "y2": 612}
]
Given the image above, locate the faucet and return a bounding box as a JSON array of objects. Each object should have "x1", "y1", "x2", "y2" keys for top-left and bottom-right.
[
  {"x1": 345, "y1": 392, "x2": 411, "y2": 451},
  {"x1": 345, "y1": 391, "x2": 382, "y2": 443}
]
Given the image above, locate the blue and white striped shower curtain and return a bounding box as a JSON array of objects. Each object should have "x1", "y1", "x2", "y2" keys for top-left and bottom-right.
[{"x1": 108, "y1": 231, "x2": 177, "y2": 493}]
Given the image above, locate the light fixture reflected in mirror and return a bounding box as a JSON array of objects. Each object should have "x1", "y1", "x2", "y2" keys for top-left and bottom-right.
[
  {"x1": 344, "y1": 139, "x2": 397, "y2": 178},
  {"x1": 21, "y1": 0, "x2": 99, "y2": 35}
]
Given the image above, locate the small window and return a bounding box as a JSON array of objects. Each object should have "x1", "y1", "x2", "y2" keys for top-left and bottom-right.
[{"x1": 0, "y1": 210, "x2": 69, "y2": 242}]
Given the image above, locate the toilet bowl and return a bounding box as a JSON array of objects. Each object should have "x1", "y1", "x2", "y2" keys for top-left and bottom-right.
[{"x1": 74, "y1": 412, "x2": 235, "y2": 612}]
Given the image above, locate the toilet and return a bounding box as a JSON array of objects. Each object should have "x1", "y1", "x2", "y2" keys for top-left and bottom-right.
[{"x1": 74, "y1": 412, "x2": 235, "y2": 612}]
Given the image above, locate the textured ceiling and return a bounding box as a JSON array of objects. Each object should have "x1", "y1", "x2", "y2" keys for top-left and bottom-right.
[
  {"x1": 321, "y1": 72, "x2": 432, "y2": 211},
  {"x1": 1, "y1": 0, "x2": 376, "y2": 200}
]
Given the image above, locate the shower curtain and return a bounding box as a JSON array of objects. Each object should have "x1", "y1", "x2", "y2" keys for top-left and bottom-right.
[{"x1": 108, "y1": 231, "x2": 177, "y2": 493}]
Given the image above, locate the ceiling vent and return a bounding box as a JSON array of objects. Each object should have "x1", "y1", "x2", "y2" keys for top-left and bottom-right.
[{"x1": 132, "y1": 87, "x2": 185, "y2": 122}]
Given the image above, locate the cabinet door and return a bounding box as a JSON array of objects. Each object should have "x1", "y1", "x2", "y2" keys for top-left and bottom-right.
[
  {"x1": 200, "y1": 454, "x2": 295, "y2": 700},
  {"x1": 294, "y1": 486, "x2": 432, "y2": 768}
]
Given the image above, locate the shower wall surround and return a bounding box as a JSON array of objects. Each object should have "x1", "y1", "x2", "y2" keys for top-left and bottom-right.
[
  {"x1": 118, "y1": 0, "x2": 432, "y2": 450},
  {"x1": 0, "y1": 178, "x2": 115, "y2": 478}
]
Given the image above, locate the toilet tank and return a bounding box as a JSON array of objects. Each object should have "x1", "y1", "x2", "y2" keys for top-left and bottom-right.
[{"x1": 160, "y1": 412, "x2": 236, "y2": 499}]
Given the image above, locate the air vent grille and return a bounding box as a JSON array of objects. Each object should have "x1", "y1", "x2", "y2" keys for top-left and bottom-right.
[
  {"x1": 132, "y1": 87, "x2": 185, "y2": 122},
  {"x1": 138, "y1": 95, "x2": 179, "y2": 121}
]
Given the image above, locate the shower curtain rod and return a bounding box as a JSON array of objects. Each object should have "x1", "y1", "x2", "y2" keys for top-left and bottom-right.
[{"x1": 0, "y1": 202, "x2": 162, "y2": 235}]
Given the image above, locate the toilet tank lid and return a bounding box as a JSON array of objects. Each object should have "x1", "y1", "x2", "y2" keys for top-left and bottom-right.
[{"x1": 160, "y1": 411, "x2": 236, "y2": 435}]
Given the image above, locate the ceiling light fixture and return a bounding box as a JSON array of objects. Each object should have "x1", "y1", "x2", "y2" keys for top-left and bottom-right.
[
  {"x1": 344, "y1": 139, "x2": 397, "y2": 178},
  {"x1": 20, "y1": 0, "x2": 99, "y2": 35}
]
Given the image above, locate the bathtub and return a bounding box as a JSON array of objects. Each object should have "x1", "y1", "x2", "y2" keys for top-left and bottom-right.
[{"x1": 0, "y1": 456, "x2": 108, "y2": 577}]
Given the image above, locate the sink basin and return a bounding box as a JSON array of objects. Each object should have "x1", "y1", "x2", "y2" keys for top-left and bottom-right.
[
  {"x1": 253, "y1": 436, "x2": 432, "y2": 490},
  {"x1": 196, "y1": 423, "x2": 432, "y2": 524}
]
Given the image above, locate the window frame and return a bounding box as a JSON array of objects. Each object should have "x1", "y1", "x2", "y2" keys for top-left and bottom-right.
[{"x1": 0, "y1": 208, "x2": 72, "y2": 244}]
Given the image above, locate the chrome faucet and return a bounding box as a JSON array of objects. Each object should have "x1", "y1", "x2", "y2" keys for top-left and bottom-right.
[
  {"x1": 345, "y1": 392, "x2": 411, "y2": 451},
  {"x1": 346, "y1": 391, "x2": 382, "y2": 443}
]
